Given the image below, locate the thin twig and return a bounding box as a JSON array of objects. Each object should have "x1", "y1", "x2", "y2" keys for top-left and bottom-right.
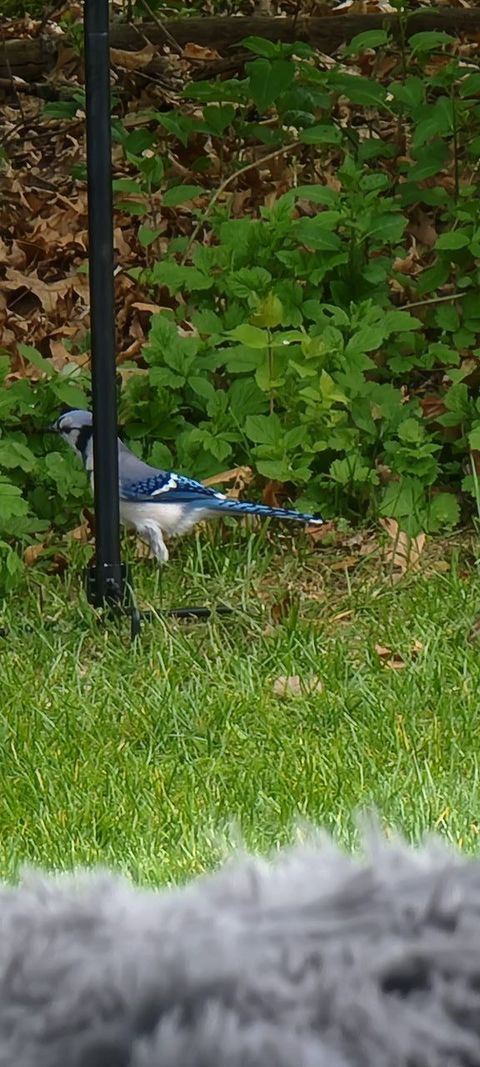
[
  {"x1": 291, "y1": 0, "x2": 303, "y2": 39},
  {"x1": 399, "y1": 292, "x2": 467, "y2": 311},
  {"x1": 2, "y1": 38, "x2": 25, "y2": 122},
  {"x1": 181, "y1": 142, "x2": 298, "y2": 265},
  {"x1": 451, "y1": 81, "x2": 459, "y2": 202},
  {"x1": 137, "y1": 0, "x2": 183, "y2": 55}
]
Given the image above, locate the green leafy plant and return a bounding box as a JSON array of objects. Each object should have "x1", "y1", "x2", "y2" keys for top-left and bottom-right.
[{"x1": 4, "y1": 20, "x2": 480, "y2": 576}]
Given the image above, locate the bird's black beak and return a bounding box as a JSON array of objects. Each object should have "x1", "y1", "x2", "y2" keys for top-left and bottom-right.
[{"x1": 47, "y1": 423, "x2": 58, "y2": 433}]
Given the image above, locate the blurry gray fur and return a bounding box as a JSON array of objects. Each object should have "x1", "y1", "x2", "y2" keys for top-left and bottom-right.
[{"x1": 0, "y1": 828, "x2": 479, "y2": 1066}]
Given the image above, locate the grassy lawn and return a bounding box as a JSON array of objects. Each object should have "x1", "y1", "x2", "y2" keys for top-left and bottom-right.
[{"x1": 1, "y1": 526, "x2": 479, "y2": 885}]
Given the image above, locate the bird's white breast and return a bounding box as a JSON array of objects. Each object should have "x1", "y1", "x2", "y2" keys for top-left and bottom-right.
[{"x1": 120, "y1": 500, "x2": 207, "y2": 537}]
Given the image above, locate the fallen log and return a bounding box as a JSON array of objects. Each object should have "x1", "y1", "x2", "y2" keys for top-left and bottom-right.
[{"x1": 2, "y1": 10, "x2": 480, "y2": 83}]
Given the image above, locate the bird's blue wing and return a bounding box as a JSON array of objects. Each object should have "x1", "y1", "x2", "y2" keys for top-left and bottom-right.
[{"x1": 120, "y1": 470, "x2": 225, "y2": 506}]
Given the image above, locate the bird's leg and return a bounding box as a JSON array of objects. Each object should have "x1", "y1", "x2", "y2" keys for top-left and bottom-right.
[{"x1": 136, "y1": 521, "x2": 169, "y2": 565}]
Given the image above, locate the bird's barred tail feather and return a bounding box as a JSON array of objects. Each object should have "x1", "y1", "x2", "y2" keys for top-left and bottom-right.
[{"x1": 206, "y1": 498, "x2": 323, "y2": 524}]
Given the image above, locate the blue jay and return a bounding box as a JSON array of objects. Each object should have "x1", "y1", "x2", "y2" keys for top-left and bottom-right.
[{"x1": 50, "y1": 409, "x2": 323, "y2": 563}]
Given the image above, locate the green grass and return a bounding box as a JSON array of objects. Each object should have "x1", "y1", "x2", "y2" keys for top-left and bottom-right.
[{"x1": 1, "y1": 527, "x2": 480, "y2": 885}]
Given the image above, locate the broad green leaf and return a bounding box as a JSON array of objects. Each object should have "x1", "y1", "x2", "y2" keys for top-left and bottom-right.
[
  {"x1": 327, "y1": 72, "x2": 387, "y2": 108},
  {"x1": 149, "y1": 441, "x2": 173, "y2": 470},
  {"x1": 228, "y1": 379, "x2": 268, "y2": 421},
  {"x1": 192, "y1": 309, "x2": 223, "y2": 334},
  {"x1": 251, "y1": 294, "x2": 283, "y2": 329},
  {"x1": 390, "y1": 77, "x2": 424, "y2": 110},
  {"x1": 284, "y1": 425, "x2": 309, "y2": 449},
  {"x1": 51, "y1": 380, "x2": 89, "y2": 408},
  {"x1": 151, "y1": 262, "x2": 213, "y2": 293},
  {"x1": 138, "y1": 225, "x2": 162, "y2": 247},
  {"x1": 205, "y1": 435, "x2": 232, "y2": 463},
  {"x1": 246, "y1": 59, "x2": 295, "y2": 112},
  {"x1": 344, "y1": 29, "x2": 389, "y2": 55},
  {"x1": 459, "y1": 73, "x2": 480, "y2": 98},
  {"x1": 241, "y1": 36, "x2": 280, "y2": 58},
  {"x1": 397, "y1": 417, "x2": 424, "y2": 443},
  {"x1": 0, "y1": 440, "x2": 36, "y2": 472},
  {"x1": 330, "y1": 455, "x2": 372, "y2": 485},
  {"x1": 270, "y1": 330, "x2": 304, "y2": 346},
  {"x1": 162, "y1": 185, "x2": 206, "y2": 207},
  {"x1": 383, "y1": 310, "x2": 422, "y2": 333},
  {"x1": 0, "y1": 480, "x2": 29, "y2": 522},
  {"x1": 18, "y1": 344, "x2": 53, "y2": 377},
  {"x1": 0, "y1": 542, "x2": 24, "y2": 594},
  {"x1": 123, "y1": 129, "x2": 155, "y2": 155},
  {"x1": 183, "y1": 78, "x2": 249, "y2": 105},
  {"x1": 202, "y1": 104, "x2": 235, "y2": 135},
  {"x1": 116, "y1": 200, "x2": 146, "y2": 216},
  {"x1": 358, "y1": 140, "x2": 397, "y2": 163},
  {"x1": 226, "y1": 268, "x2": 272, "y2": 299},
  {"x1": 408, "y1": 141, "x2": 449, "y2": 181},
  {"x1": 188, "y1": 377, "x2": 216, "y2": 402},
  {"x1": 245, "y1": 413, "x2": 282, "y2": 445},
  {"x1": 365, "y1": 213, "x2": 406, "y2": 244},
  {"x1": 227, "y1": 324, "x2": 269, "y2": 349},
  {"x1": 293, "y1": 215, "x2": 342, "y2": 250},
  {"x1": 434, "y1": 304, "x2": 460, "y2": 331},
  {"x1": 155, "y1": 113, "x2": 197, "y2": 147},
  {"x1": 287, "y1": 184, "x2": 339, "y2": 206},
  {"x1": 113, "y1": 178, "x2": 143, "y2": 193},
  {"x1": 299, "y1": 125, "x2": 342, "y2": 145},
  {"x1": 416, "y1": 259, "x2": 450, "y2": 296},
  {"x1": 408, "y1": 31, "x2": 455, "y2": 54},
  {"x1": 44, "y1": 100, "x2": 79, "y2": 119},
  {"x1": 428, "y1": 492, "x2": 460, "y2": 531},
  {"x1": 221, "y1": 345, "x2": 263, "y2": 373},
  {"x1": 346, "y1": 324, "x2": 386, "y2": 355},
  {"x1": 360, "y1": 173, "x2": 390, "y2": 192},
  {"x1": 379, "y1": 477, "x2": 426, "y2": 519},
  {"x1": 256, "y1": 459, "x2": 293, "y2": 481},
  {"x1": 468, "y1": 426, "x2": 480, "y2": 450},
  {"x1": 280, "y1": 109, "x2": 316, "y2": 132},
  {"x1": 255, "y1": 355, "x2": 286, "y2": 391},
  {"x1": 436, "y1": 231, "x2": 470, "y2": 251}
]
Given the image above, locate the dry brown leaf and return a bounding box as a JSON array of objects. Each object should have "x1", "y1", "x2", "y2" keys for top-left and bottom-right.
[
  {"x1": 131, "y1": 302, "x2": 166, "y2": 314},
  {"x1": 114, "y1": 227, "x2": 132, "y2": 257},
  {"x1": 430, "y1": 559, "x2": 450, "y2": 573},
  {"x1": 66, "y1": 521, "x2": 91, "y2": 543},
  {"x1": 374, "y1": 644, "x2": 406, "y2": 669},
  {"x1": 1, "y1": 268, "x2": 89, "y2": 314},
  {"x1": 271, "y1": 591, "x2": 296, "y2": 625},
  {"x1": 203, "y1": 466, "x2": 253, "y2": 489},
  {"x1": 183, "y1": 43, "x2": 222, "y2": 61},
  {"x1": 380, "y1": 518, "x2": 426, "y2": 574},
  {"x1": 272, "y1": 675, "x2": 323, "y2": 699},
  {"x1": 110, "y1": 45, "x2": 157, "y2": 71},
  {"x1": 375, "y1": 639, "x2": 423, "y2": 668},
  {"x1": 375, "y1": 462, "x2": 395, "y2": 484},
  {"x1": 385, "y1": 657, "x2": 407, "y2": 670},
  {"x1": 262, "y1": 479, "x2": 289, "y2": 509},
  {"x1": 117, "y1": 339, "x2": 143, "y2": 363},
  {"x1": 306, "y1": 520, "x2": 336, "y2": 542},
  {"x1": 421, "y1": 395, "x2": 447, "y2": 421},
  {"x1": 23, "y1": 543, "x2": 45, "y2": 566},
  {"x1": 408, "y1": 210, "x2": 438, "y2": 248},
  {"x1": 393, "y1": 247, "x2": 419, "y2": 275},
  {"x1": 330, "y1": 555, "x2": 359, "y2": 571},
  {"x1": 48, "y1": 338, "x2": 74, "y2": 371},
  {"x1": 331, "y1": 609, "x2": 354, "y2": 622}
]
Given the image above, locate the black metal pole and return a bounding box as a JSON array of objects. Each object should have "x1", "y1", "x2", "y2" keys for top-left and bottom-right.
[
  {"x1": 82, "y1": 0, "x2": 232, "y2": 636},
  {"x1": 84, "y1": 0, "x2": 124, "y2": 606}
]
